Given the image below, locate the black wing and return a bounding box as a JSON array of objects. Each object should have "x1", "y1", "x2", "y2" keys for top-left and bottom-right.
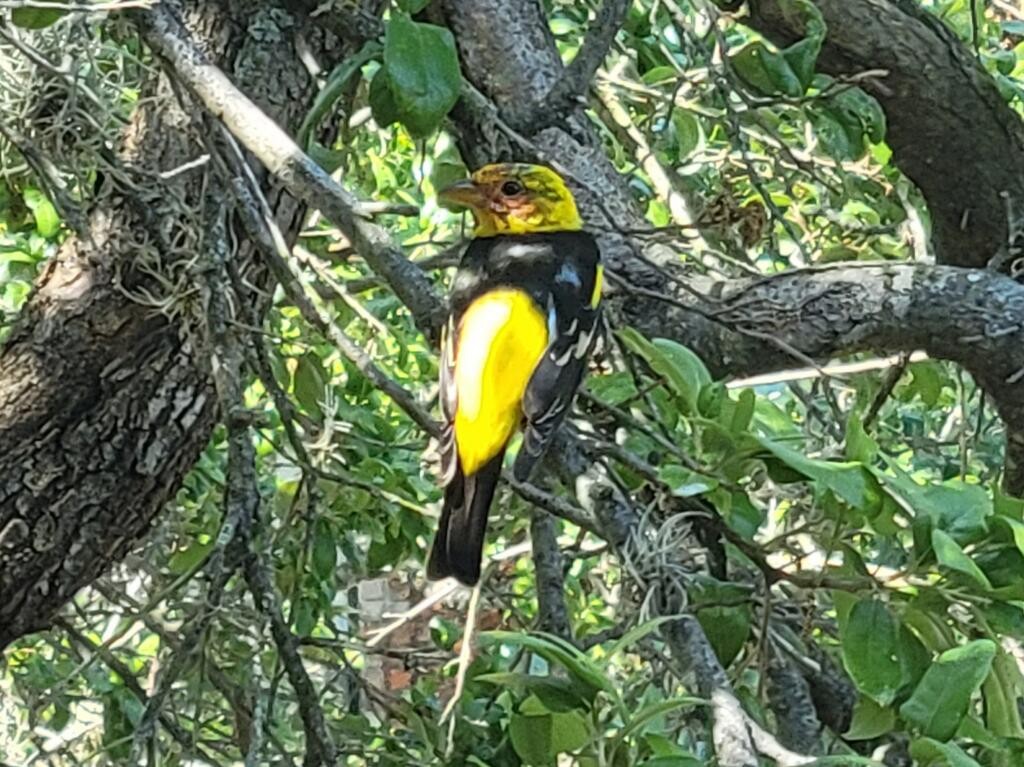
[{"x1": 513, "y1": 259, "x2": 602, "y2": 482}]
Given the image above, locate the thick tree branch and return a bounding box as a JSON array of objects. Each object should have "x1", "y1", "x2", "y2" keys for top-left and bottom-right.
[
  {"x1": 245, "y1": 550, "x2": 337, "y2": 767},
  {"x1": 739, "y1": 0, "x2": 1024, "y2": 270},
  {"x1": 620, "y1": 263, "x2": 1024, "y2": 491}
]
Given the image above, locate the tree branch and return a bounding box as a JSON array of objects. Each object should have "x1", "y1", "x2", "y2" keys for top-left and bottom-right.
[
  {"x1": 529, "y1": 510, "x2": 573, "y2": 639},
  {"x1": 619, "y1": 263, "x2": 1024, "y2": 491},
  {"x1": 739, "y1": 0, "x2": 1024, "y2": 270},
  {"x1": 526, "y1": 0, "x2": 632, "y2": 131},
  {"x1": 244, "y1": 549, "x2": 337, "y2": 767},
  {"x1": 133, "y1": 2, "x2": 446, "y2": 337}
]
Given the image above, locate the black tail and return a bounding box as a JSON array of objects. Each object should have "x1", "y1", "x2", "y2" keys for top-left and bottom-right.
[{"x1": 426, "y1": 452, "x2": 504, "y2": 585}]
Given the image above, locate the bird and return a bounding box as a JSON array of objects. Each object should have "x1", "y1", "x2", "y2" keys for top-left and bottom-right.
[{"x1": 426, "y1": 163, "x2": 603, "y2": 586}]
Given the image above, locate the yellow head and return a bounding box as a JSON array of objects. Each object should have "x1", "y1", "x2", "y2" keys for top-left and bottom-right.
[{"x1": 438, "y1": 163, "x2": 583, "y2": 236}]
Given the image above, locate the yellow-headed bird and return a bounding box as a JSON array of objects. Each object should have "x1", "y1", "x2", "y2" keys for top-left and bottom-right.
[{"x1": 426, "y1": 163, "x2": 604, "y2": 585}]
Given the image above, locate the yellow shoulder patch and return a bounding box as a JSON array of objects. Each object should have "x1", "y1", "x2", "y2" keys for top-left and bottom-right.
[{"x1": 590, "y1": 263, "x2": 604, "y2": 309}]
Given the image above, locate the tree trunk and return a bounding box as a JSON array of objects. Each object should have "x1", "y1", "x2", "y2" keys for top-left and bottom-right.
[{"x1": 0, "y1": 0, "x2": 319, "y2": 649}]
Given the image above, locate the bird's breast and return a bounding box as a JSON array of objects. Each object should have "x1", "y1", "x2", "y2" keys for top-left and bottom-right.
[{"x1": 453, "y1": 288, "x2": 549, "y2": 475}]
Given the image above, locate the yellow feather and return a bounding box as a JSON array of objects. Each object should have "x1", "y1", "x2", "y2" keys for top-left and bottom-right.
[
  {"x1": 590, "y1": 263, "x2": 604, "y2": 308},
  {"x1": 454, "y1": 289, "x2": 548, "y2": 476}
]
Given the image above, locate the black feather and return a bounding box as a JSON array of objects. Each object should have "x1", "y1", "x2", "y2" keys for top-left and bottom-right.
[
  {"x1": 514, "y1": 304, "x2": 601, "y2": 482},
  {"x1": 426, "y1": 451, "x2": 505, "y2": 585}
]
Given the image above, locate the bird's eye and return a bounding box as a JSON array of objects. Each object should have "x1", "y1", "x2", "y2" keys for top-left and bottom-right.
[{"x1": 500, "y1": 180, "x2": 524, "y2": 196}]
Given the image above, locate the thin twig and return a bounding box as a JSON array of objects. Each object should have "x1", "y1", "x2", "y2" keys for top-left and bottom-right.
[{"x1": 443, "y1": 580, "x2": 485, "y2": 757}]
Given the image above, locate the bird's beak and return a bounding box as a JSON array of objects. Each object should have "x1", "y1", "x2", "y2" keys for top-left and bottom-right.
[{"x1": 438, "y1": 178, "x2": 488, "y2": 212}]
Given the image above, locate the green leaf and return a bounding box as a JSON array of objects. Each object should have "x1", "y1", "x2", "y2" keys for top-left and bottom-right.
[
  {"x1": 899, "y1": 640, "x2": 996, "y2": 741},
  {"x1": 618, "y1": 328, "x2": 711, "y2": 414},
  {"x1": 311, "y1": 519, "x2": 337, "y2": 581},
  {"x1": 22, "y1": 188, "x2": 60, "y2": 238},
  {"x1": 613, "y1": 696, "x2": 705, "y2": 748},
  {"x1": 696, "y1": 605, "x2": 750, "y2": 667},
  {"x1": 808, "y1": 104, "x2": 864, "y2": 161},
  {"x1": 298, "y1": 41, "x2": 380, "y2": 146},
  {"x1": 993, "y1": 515, "x2": 1024, "y2": 559},
  {"x1": 658, "y1": 464, "x2": 717, "y2": 497},
  {"x1": 510, "y1": 713, "x2": 554, "y2": 765},
  {"x1": 756, "y1": 436, "x2": 875, "y2": 509},
  {"x1": 982, "y1": 647, "x2": 1024, "y2": 738},
  {"x1": 102, "y1": 692, "x2": 134, "y2": 761},
  {"x1": 11, "y1": 7, "x2": 65, "y2": 29},
  {"x1": 909, "y1": 738, "x2": 982, "y2": 767},
  {"x1": 930, "y1": 529, "x2": 991, "y2": 589},
  {"x1": 602, "y1": 615, "x2": 678, "y2": 662},
  {"x1": 731, "y1": 43, "x2": 803, "y2": 97},
  {"x1": 382, "y1": 14, "x2": 462, "y2": 137},
  {"x1": 845, "y1": 415, "x2": 878, "y2": 464},
  {"x1": 782, "y1": 37, "x2": 819, "y2": 90},
  {"x1": 482, "y1": 631, "x2": 610, "y2": 701},
  {"x1": 829, "y1": 87, "x2": 887, "y2": 144},
  {"x1": 395, "y1": 701, "x2": 436, "y2": 750},
  {"x1": 587, "y1": 371, "x2": 639, "y2": 406},
  {"x1": 641, "y1": 66, "x2": 678, "y2": 86},
  {"x1": 307, "y1": 143, "x2": 347, "y2": 174},
  {"x1": 0, "y1": 249, "x2": 36, "y2": 265},
  {"x1": 292, "y1": 597, "x2": 318, "y2": 636},
  {"x1": 905, "y1": 361, "x2": 943, "y2": 407},
  {"x1": 474, "y1": 673, "x2": 589, "y2": 712},
  {"x1": 550, "y1": 709, "x2": 591, "y2": 754},
  {"x1": 982, "y1": 601, "x2": 1024, "y2": 639},
  {"x1": 726, "y1": 388, "x2": 756, "y2": 435},
  {"x1": 670, "y1": 111, "x2": 701, "y2": 160},
  {"x1": 901, "y1": 606, "x2": 956, "y2": 653},
  {"x1": 368, "y1": 67, "x2": 402, "y2": 129},
  {"x1": 293, "y1": 354, "x2": 326, "y2": 419},
  {"x1": 168, "y1": 539, "x2": 214, "y2": 575},
  {"x1": 652, "y1": 339, "x2": 712, "y2": 410},
  {"x1": 874, "y1": 467, "x2": 990, "y2": 544},
  {"x1": 896, "y1": 623, "x2": 931, "y2": 698},
  {"x1": 841, "y1": 598, "x2": 904, "y2": 706},
  {"x1": 994, "y1": 484, "x2": 1024, "y2": 519},
  {"x1": 844, "y1": 696, "x2": 895, "y2": 740},
  {"x1": 776, "y1": 0, "x2": 825, "y2": 89},
  {"x1": 955, "y1": 714, "x2": 1000, "y2": 750}
]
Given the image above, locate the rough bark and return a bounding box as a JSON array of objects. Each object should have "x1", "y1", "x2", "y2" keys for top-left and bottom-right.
[
  {"x1": 743, "y1": 0, "x2": 1024, "y2": 269},
  {"x1": 0, "y1": 0, "x2": 317, "y2": 648},
  {"x1": 617, "y1": 262, "x2": 1024, "y2": 492},
  {"x1": 529, "y1": 510, "x2": 573, "y2": 639}
]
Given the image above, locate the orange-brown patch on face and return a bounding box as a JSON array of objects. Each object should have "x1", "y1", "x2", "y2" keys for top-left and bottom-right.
[
  {"x1": 500, "y1": 195, "x2": 537, "y2": 218},
  {"x1": 475, "y1": 180, "x2": 537, "y2": 219},
  {"x1": 442, "y1": 162, "x2": 581, "y2": 234}
]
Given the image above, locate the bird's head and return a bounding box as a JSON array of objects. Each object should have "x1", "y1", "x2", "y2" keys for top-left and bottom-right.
[{"x1": 438, "y1": 163, "x2": 583, "y2": 237}]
